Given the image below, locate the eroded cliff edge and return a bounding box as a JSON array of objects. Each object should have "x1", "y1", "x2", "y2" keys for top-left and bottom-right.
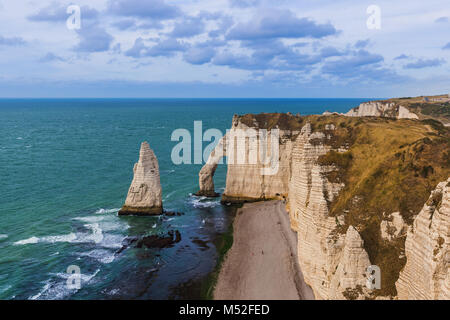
[
  {"x1": 344, "y1": 95, "x2": 450, "y2": 126},
  {"x1": 396, "y1": 178, "x2": 450, "y2": 299},
  {"x1": 199, "y1": 112, "x2": 450, "y2": 299}
]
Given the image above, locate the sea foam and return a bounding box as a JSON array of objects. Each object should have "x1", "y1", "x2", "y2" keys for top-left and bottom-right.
[{"x1": 95, "y1": 208, "x2": 120, "y2": 214}]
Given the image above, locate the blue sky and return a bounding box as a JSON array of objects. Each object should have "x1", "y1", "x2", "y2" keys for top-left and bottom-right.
[{"x1": 0, "y1": 0, "x2": 449, "y2": 97}]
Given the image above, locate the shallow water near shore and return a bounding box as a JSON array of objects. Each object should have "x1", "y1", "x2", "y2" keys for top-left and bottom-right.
[{"x1": 0, "y1": 98, "x2": 366, "y2": 299}]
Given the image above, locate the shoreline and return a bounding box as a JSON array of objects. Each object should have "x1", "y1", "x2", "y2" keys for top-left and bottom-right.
[{"x1": 213, "y1": 200, "x2": 314, "y2": 300}]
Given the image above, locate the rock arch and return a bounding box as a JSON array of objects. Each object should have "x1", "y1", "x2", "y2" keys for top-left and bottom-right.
[{"x1": 195, "y1": 134, "x2": 227, "y2": 197}]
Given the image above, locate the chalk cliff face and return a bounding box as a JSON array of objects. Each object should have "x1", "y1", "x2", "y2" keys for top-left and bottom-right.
[
  {"x1": 329, "y1": 226, "x2": 372, "y2": 299},
  {"x1": 200, "y1": 112, "x2": 450, "y2": 299},
  {"x1": 197, "y1": 114, "x2": 295, "y2": 202},
  {"x1": 222, "y1": 125, "x2": 293, "y2": 203},
  {"x1": 287, "y1": 121, "x2": 369, "y2": 299},
  {"x1": 119, "y1": 142, "x2": 163, "y2": 215},
  {"x1": 346, "y1": 102, "x2": 419, "y2": 119},
  {"x1": 345, "y1": 95, "x2": 450, "y2": 125},
  {"x1": 396, "y1": 178, "x2": 450, "y2": 300},
  {"x1": 199, "y1": 114, "x2": 374, "y2": 299}
]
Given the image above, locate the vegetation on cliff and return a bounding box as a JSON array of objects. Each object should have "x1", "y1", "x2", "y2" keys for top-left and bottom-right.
[
  {"x1": 239, "y1": 112, "x2": 304, "y2": 131},
  {"x1": 314, "y1": 115, "x2": 450, "y2": 296},
  {"x1": 228, "y1": 112, "x2": 449, "y2": 298},
  {"x1": 383, "y1": 95, "x2": 450, "y2": 124}
]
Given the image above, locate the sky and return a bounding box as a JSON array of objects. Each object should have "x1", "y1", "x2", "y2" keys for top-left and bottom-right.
[{"x1": 0, "y1": 0, "x2": 449, "y2": 98}]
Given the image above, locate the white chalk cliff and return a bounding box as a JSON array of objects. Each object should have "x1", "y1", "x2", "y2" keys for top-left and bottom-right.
[
  {"x1": 346, "y1": 102, "x2": 419, "y2": 119},
  {"x1": 329, "y1": 226, "x2": 372, "y2": 299},
  {"x1": 197, "y1": 114, "x2": 293, "y2": 202},
  {"x1": 119, "y1": 142, "x2": 163, "y2": 215},
  {"x1": 199, "y1": 116, "x2": 373, "y2": 299},
  {"x1": 395, "y1": 178, "x2": 450, "y2": 300},
  {"x1": 199, "y1": 113, "x2": 449, "y2": 300},
  {"x1": 287, "y1": 122, "x2": 371, "y2": 299}
]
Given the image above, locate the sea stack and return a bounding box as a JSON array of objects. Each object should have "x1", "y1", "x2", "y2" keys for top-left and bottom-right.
[{"x1": 119, "y1": 142, "x2": 163, "y2": 216}]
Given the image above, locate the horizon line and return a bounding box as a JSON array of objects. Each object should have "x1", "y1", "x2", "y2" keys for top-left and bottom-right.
[{"x1": 0, "y1": 97, "x2": 382, "y2": 100}]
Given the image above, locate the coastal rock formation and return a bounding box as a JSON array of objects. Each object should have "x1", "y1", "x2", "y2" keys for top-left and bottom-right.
[
  {"x1": 345, "y1": 95, "x2": 450, "y2": 126},
  {"x1": 398, "y1": 106, "x2": 419, "y2": 119},
  {"x1": 288, "y1": 121, "x2": 368, "y2": 299},
  {"x1": 196, "y1": 135, "x2": 227, "y2": 197},
  {"x1": 119, "y1": 142, "x2": 163, "y2": 215},
  {"x1": 203, "y1": 111, "x2": 450, "y2": 299},
  {"x1": 222, "y1": 125, "x2": 293, "y2": 203},
  {"x1": 395, "y1": 178, "x2": 450, "y2": 299},
  {"x1": 136, "y1": 230, "x2": 181, "y2": 249},
  {"x1": 380, "y1": 212, "x2": 407, "y2": 241},
  {"x1": 116, "y1": 230, "x2": 182, "y2": 255},
  {"x1": 197, "y1": 114, "x2": 295, "y2": 202},
  {"x1": 346, "y1": 102, "x2": 419, "y2": 119},
  {"x1": 205, "y1": 114, "x2": 373, "y2": 299},
  {"x1": 329, "y1": 226, "x2": 372, "y2": 300}
]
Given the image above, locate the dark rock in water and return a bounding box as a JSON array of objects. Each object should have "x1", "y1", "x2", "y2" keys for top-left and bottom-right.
[
  {"x1": 136, "y1": 230, "x2": 182, "y2": 249},
  {"x1": 115, "y1": 231, "x2": 182, "y2": 255},
  {"x1": 123, "y1": 236, "x2": 139, "y2": 246},
  {"x1": 194, "y1": 190, "x2": 220, "y2": 197},
  {"x1": 163, "y1": 211, "x2": 184, "y2": 217},
  {"x1": 174, "y1": 230, "x2": 181, "y2": 242},
  {"x1": 115, "y1": 236, "x2": 138, "y2": 255}
]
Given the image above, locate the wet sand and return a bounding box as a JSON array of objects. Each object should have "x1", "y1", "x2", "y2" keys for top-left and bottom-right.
[{"x1": 214, "y1": 200, "x2": 315, "y2": 300}]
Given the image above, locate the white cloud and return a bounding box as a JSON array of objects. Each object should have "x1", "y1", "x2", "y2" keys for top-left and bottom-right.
[{"x1": 0, "y1": 0, "x2": 448, "y2": 96}]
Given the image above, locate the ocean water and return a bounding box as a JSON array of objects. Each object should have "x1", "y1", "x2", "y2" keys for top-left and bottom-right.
[{"x1": 0, "y1": 98, "x2": 367, "y2": 300}]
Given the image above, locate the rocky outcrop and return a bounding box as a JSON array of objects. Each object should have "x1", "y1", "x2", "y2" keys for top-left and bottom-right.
[
  {"x1": 119, "y1": 142, "x2": 163, "y2": 215},
  {"x1": 329, "y1": 226, "x2": 372, "y2": 299},
  {"x1": 395, "y1": 178, "x2": 450, "y2": 300},
  {"x1": 201, "y1": 112, "x2": 449, "y2": 299},
  {"x1": 398, "y1": 106, "x2": 419, "y2": 119},
  {"x1": 116, "y1": 230, "x2": 181, "y2": 254},
  {"x1": 196, "y1": 135, "x2": 227, "y2": 197},
  {"x1": 380, "y1": 212, "x2": 407, "y2": 241},
  {"x1": 346, "y1": 102, "x2": 418, "y2": 119}
]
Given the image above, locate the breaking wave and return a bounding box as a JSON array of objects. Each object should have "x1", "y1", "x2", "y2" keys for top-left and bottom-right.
[
  {"x1": 95, "y1": 208, "x2": 120, "y2": 214},
  {"x1": 29, "y1": 269, "x2": 100, "y2": 300},
  {"x1": 13, "y1": 223, "x2": 122, "y2": 248},
  {"x1": 187, "y1": 195, "x2": 221, "y2": 208}
]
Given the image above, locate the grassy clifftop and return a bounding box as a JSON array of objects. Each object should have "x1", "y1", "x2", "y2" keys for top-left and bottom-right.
[
  {"x1": 384, "y1": 95, "x2": 450, "y2": 124},
  {"x1": 312, "y1": 115, "x2": 450, "y2": 296}
]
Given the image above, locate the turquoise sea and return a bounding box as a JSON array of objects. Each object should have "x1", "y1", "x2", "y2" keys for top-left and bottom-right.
[{"x1": 0, "y1": 98, "x2": 368, "y2": 299}]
